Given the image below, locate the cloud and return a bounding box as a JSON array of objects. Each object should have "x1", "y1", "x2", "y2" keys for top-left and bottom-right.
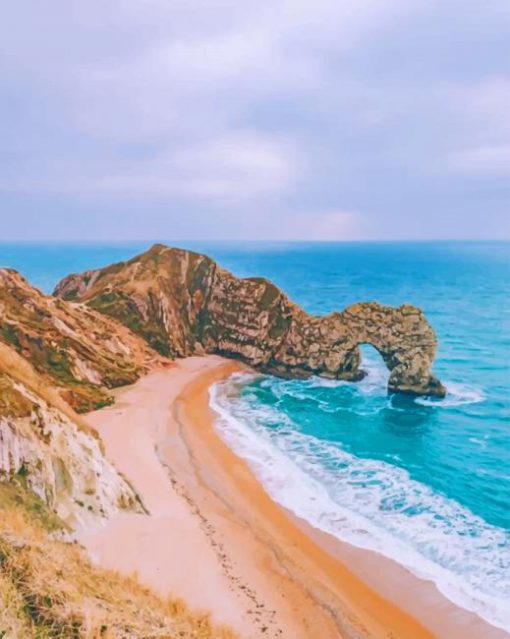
[
  {"x1": 0, "y1": 131, "x2": 300, "y2": 204},
  {"x1": 0, "y1": 0, "x2": 509, "y2": 239},
  {"x1": 65, "y1": 0, "x2": 413, "y2": 145}
]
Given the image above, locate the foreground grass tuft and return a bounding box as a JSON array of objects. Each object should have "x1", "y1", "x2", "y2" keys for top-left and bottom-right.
[{"x1": 0, "y1": 484, "x2": 237, "y2": 639}]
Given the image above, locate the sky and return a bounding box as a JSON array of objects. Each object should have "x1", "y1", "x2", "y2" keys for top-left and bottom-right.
[{"x1": 0, "y1": 0, "x2": 509, "y2": 241}]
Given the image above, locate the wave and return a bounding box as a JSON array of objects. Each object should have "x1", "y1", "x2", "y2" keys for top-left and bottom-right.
[
  {"x1": 209, "y1": 373, "x2": 510, "y2": 632},
  {"x1": 416, "y1": 381, "x2": 485, "y2": 407},
  {"x1": 309, "y1": 348, "x2": 486, "y2": 409}
]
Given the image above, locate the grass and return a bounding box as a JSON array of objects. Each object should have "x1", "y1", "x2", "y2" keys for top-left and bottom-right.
[
  {"x1": 0, "y1": 482, "x2": 237, "y2": 639},
  {"x1": 0, "y1": 478, "x2": 65, "y2": 534}
]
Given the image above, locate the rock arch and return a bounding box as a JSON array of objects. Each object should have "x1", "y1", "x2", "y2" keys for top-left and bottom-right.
[
  {"x1": 266, "y1": 302, "x2": 445, "y2": 396},
  {"x1": 54, "y1": 244, "x2": 445, "y2": 397}
]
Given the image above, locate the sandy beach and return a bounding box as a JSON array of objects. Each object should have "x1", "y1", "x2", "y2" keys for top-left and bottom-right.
[{"x1": 78, "y1": 356, "x2": 510, "y2": 639}]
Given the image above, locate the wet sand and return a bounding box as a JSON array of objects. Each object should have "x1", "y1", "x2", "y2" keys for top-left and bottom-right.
[{"x1": 78, "y1": 356, "x2": 509, "y2": 639}]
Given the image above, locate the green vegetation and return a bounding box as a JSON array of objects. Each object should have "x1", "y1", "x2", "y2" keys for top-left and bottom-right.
[
  {"x1": 89, "y1": 291, "x2": 171, "y2": 356},
  {"x1": 89, "y1": 292, "x2": 144, "y2": 336},
  {"x1": 0, "y1": 324, "x2": 21, "y2": 349},
  {"x1": 60, "y1": 383, "x2": 114, "y2": 414},
  {"x1": 268, "y1": 312, "x2": 291, "y2": 340},
  {"x1": 46, "y1": 346, "x2": 74, "y2": 382},
  {"x1": 256, "y1": 280, "x2": 280, "y2": 310},
  {"x1": 0, "y1": 477, "x2": 64, "y2": 533}
]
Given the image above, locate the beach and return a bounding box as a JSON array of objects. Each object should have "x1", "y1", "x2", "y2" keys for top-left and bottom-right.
[{"x1": 78, "y1": 356, "x2": 510, "y2": 639}]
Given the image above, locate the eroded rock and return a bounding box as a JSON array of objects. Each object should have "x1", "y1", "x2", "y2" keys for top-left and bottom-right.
[
  {"x1": 0, "y1": 343, "x2": 143, "y2": 527},
  {"x1": 54, "y1": 244, "x2": 445, "y2": 396},
  {"x1": 0, "y1": 268, "x2": 161, "y2": 412}
]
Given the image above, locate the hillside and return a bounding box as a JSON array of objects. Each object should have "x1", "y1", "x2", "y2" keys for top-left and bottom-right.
[
  {"x1": 0, "y1": 268, "x2": 160, "y2": 412},
  {"x1": 0, "y1": 487, "x2": 235, "y2": 639},
  {"x1": 0, "y1": 267, "x2": 236, "y2": 638}
]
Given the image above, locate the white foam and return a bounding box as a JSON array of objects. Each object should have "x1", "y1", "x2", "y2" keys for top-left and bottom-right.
[
  {"x1": 209, "y1": 375, "x2": 510, "y2": 632},
  {"x1": 416, "y1": 381, "x2": 485, "y2": 407},
  {"x1": 312, "y1": 346, "x2": 486, "y2": 409}
]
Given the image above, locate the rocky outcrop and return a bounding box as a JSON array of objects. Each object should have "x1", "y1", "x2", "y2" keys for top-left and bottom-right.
[
  {"x1": 55, "y1": 244, "x2": 445, "y2": 396},
  {"x1": 0, "y1": 265, "x2": 160, "y2": 527},
  {"x1": 54, "y1": 247, "x2": 216, "y2": 357},
  {"x1": 0, "y1": 342, "x2": 143, "y2": 528},
  {"x1": 0, "y1": 268, "x2": 161, "y2": 412}
]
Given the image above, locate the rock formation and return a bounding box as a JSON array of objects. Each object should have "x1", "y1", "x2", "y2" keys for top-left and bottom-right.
[
  {"x1": 0, "y1": 268, "x2": 161, "y2": 412},
  {"x1": 0, "y1": 267, "x2": 160, "y2": 526},
  {"x1": 0, "y1": 341, "x2": 142, "y2": 527},
  {"x1": 55, "y1": 244, "x2": 445, "y2": 396}
]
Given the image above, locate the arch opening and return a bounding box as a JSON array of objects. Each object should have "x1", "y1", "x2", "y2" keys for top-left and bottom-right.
[{"x1": 358, "y1": 343, "x2": 390, "y2": 390}]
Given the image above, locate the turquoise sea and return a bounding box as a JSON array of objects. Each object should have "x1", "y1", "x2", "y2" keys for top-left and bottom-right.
[{"x1": 2, "y1": 241, "x2": 509, "y2": 631}]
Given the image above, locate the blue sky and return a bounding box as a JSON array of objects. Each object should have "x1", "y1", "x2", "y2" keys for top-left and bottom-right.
[{"x1": 0, "y1": 0, "x2": 509, "y2": 241}]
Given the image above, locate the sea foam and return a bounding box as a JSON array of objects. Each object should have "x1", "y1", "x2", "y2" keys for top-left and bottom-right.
[
  {"x1": 209, "y1": 372, "x2": 510, "y2": 632},
  {"x1": 416, "y1": 381, "x2": 485, "y2": 407}
]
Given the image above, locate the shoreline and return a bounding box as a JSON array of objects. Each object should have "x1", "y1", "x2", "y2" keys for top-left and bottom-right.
[
  {"x1": 205, "y1": 366, "x2": 510, "y2": 639},
  {"x1": 78, "y1": 356, "x2": 509, "y2": 639}
]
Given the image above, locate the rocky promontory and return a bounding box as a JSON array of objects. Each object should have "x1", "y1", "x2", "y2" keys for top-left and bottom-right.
[
  {"x1": 0, "y1": 268, "x2": 161, "y2": 412},
  {"x1": 55, "y1": 244, "x2": 445, "y2": 397}
]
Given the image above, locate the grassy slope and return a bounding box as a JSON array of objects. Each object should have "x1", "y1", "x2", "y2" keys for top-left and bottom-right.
[{"x1": 0, "y1": 480, "x2": 237, "y2": 639}]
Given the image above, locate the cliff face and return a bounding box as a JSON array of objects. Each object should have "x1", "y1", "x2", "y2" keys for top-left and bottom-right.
[
  {"x1": 53, "y1": 247, "x2": 215, "y2": 358},
  {"x1": 55, "y1": 244, "x2": 445, "y2": 396},
  {"x1": 0, "y1": 342, "x2": 142, "y2": 528},
  {"x1": 0, "y1": 268, "x2": 155, "y2": 527},
  {"x1": 0, "y1": 268, "x2": 160, "y2": 412}
]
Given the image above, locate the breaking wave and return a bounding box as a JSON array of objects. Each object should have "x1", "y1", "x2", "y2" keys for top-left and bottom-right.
[{"x1": 210, "y1": 369, "x2": 510, "y2": 632}]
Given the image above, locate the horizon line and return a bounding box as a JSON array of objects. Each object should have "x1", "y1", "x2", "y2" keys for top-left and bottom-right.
[{"x1": 1, "y1": 238, "x2": 509, "y2": 245}]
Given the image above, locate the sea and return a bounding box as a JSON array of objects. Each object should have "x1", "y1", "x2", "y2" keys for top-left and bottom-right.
[{"x1": 1, "y1": 240, "x2": 509, "y2": 631}]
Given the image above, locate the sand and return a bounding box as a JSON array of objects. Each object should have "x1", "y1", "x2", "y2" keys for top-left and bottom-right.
[{"x1": 78, "y1": 356, "x2": 510, "y2": 639}]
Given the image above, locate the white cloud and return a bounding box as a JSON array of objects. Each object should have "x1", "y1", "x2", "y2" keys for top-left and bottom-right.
[
  {"x1": 97, "y1": 131, "x2": 299, "y2": 200},
  {"x1": 0, "y1": 131, "x2": 300, "y2": 202},
  {"x1": 65, "y1": 3, "x2": 337, "y2": 143},
  {"x1": 0, "y1": 0, "x2": 509, "y2": 239},
  {"x1": 169, "y1": 132, "x2": 299, "y2": 198}
]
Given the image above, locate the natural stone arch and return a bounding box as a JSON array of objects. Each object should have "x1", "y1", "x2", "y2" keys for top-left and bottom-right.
[
  {"x1": 355, "y1": 342, "x2": 390, "y2": 383},
  {"x1": 341, "y1": 302, "x2": 444, "y2": 396},
  {"x1": 54, "y1": 244, "x2": 445, "y2": 397},
  {"x1": 267, "y1": 302, "x2": 445, "y2": 396}
]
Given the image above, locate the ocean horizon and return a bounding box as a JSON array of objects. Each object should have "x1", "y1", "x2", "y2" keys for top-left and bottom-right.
[{"x1": 2, "y1": 239, "x2": 509, "y2": 631}]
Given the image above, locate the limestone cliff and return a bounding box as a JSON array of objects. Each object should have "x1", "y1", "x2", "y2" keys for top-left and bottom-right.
[
  {"x1": 55, "y1": 244, "x2": 445, "y2": 396},
  {"x1": 0, "y1": 342, "x2": 142, "y2": 528},
  {"x1": 0, "y1": 269, "x2": 154, "y2": 526},
  {"x1": 0, "y1": 268, "x2": 160, "y2": 412}
]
